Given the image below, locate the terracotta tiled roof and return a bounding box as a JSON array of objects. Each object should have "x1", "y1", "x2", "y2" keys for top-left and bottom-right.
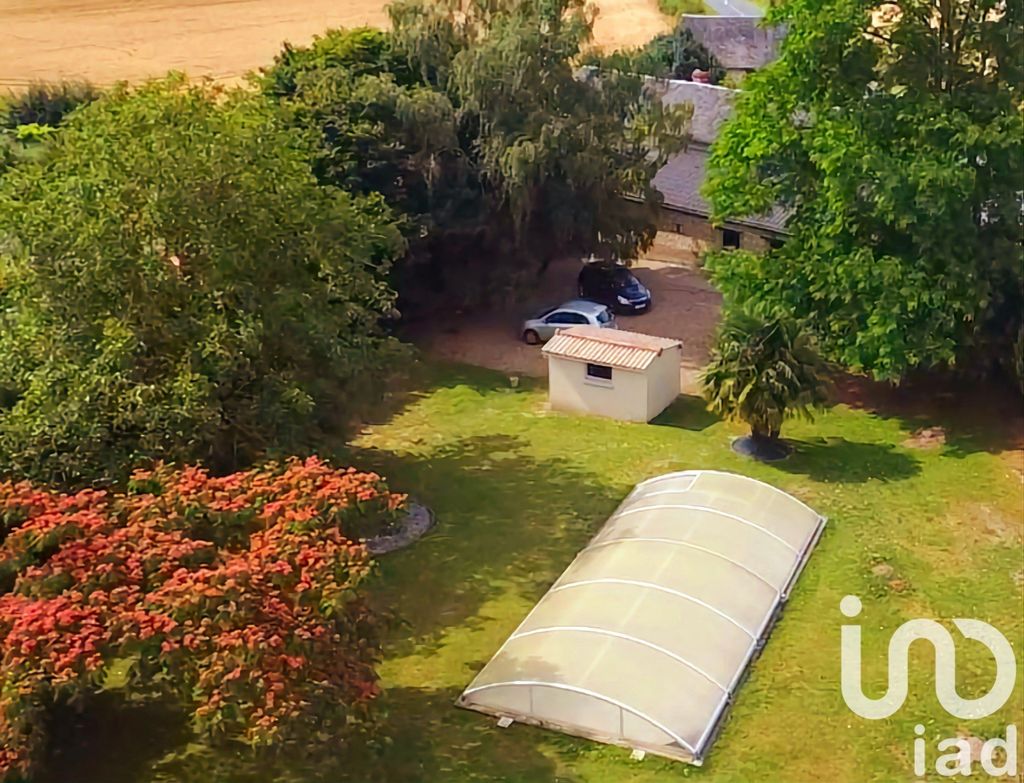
[{"x1": 543, "y1": 326, "x2": 682, "y2": 371}]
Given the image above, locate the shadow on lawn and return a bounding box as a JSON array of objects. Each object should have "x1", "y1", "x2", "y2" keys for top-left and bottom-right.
[
  {"x1": 835, "y1": 372, "x2": 1024, "y2": 458},
  {"x1": 35, "y1": 692, "x2": 189, "y2": 783},
  {"x1": 779, "y1": 437, "x2": 922, "y2": 483},
  {"x1": 339, "y1": 685, "x2": 562, "y2": 783},
  {"x1": 34, "y1": 684, "x2": 562, "y2": 783},
  {"x1": 651, "y1": 394, "x2": 719, "y2": 432},
  {"x1": 347, "y1": 431, "x2": 622, "y2": 659}
]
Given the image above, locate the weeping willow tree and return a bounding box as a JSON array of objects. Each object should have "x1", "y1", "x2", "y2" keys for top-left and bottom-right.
[{"x1": 269, "y1": 1, "x2": 691, "y2": 309}]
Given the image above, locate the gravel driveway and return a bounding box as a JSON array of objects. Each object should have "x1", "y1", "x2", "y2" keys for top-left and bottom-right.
[{"x1": 409, "y1": 254, "x2": 722, "y2": 395}]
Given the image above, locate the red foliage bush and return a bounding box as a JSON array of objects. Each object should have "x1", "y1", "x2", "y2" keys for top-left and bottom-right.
[{"x1": 0, "y1": 457, "x2": 404, "y2": 780}]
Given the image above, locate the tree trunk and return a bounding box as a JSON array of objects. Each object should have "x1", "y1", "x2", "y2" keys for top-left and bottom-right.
[{"x1": 750, "y1": 425, "x2": 782, "y2": 444}]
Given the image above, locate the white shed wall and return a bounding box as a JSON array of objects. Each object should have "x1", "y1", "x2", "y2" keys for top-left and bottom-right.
[
  {"x1": 645, "y1": 346, "x2": 683, "y2": 420},
  {"x1": 547, "y1": 357, "x2": 649, "y2": 422}
]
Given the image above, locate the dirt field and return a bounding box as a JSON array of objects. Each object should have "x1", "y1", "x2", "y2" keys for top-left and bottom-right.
[
  {"x1": 0, "y1": 0, "x2": 671, "y2": 87},
  {"x1": 410, "y1": 252, "x2": 722, "y2": 395}
]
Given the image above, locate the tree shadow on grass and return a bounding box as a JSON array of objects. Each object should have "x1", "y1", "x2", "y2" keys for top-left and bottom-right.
[
  {"x1": 35, "y1": 692, "x2": 189, "y2": 783},
  {"x1": 650, "y1": 394, "x2": 719, "y2": 432},
  {"x1": 344, "y1": 432, "x2": 623, "y2": 660},
  {"x1": 835, "y1": 372, "x2": 1024, "y2": 458},
  {"x1": 146, "y1": 683, "x2": 562, "y2": 783},
  {"x1": 778, "y1": 437, "x2": 922, "y2": 483},
  {"x1": 332, "y1": 684, "x2": 563, "y2": 783}
]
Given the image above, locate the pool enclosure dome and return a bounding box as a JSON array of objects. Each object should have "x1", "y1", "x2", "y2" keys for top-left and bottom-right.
[{"x1": 456, "y1": 470, "x2": 826, "y2": 765}]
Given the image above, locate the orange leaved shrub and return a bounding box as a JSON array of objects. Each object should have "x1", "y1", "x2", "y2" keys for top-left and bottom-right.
[{"x1": 0, "y1": 457, "x2": 405, "y2": 780}]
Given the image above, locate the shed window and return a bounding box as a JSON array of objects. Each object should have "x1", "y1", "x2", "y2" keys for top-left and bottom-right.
[
  {"x1": 722, "y1": 229, "x2": 742, "y2": 249},
  {"x1": 586, "y1": 363, "x2": 613, "y2": 381}
]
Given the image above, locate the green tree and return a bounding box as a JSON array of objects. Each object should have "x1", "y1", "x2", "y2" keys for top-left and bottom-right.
[
  {"x1": 703, "y1": 0, "x2": 1023, "y2": 382},
  {"x1": 672, "y1": 28, "x2": 725, "y2": 83},
  {"x1": 262, "y1": 26, "x2": 413, "y2": 97},
  {"x1": 268, "y1": 3, "x2": 690, "y2": 309},
  {"x1": 702, "y1": 310, "x2": 831, "y2": 452},
  {"x1": 0, "y1": 78, "x2": 403, "y2": 487},
  {"x1": 581, "y1": 30, "x2": 725, "y2": 83}
]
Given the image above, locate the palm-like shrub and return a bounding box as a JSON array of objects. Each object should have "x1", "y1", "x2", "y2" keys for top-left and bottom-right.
[{"x1": 702, "y1": 310, "x2": 832, "y2": 447}]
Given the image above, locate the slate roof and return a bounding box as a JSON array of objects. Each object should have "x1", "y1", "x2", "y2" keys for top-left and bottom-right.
[
  {"x1": 645, "y1": 78, "x2": 736, "y2": 146},
  {"x1": 680, "y1": 15, "x2": 786, "y2": 71},
  {"x1": 652, "y1": 145, "x2": 789, "y2": 235}
]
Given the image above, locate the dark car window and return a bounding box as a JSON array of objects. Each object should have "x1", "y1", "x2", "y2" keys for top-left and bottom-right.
[
  {"x1": 611, "y1": 269, "x2": 638, "y2": 290},
  {"x1": 546, "y1": 311, "x2": 578, "y2": 324},
  {"x1": 595, "y1": 308, "x2": 612, "y2": 324}
]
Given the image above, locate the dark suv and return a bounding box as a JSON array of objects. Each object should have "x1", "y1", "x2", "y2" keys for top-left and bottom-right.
[{"x1": 577, "y1": 262, "x2": 652, "y2": 314}]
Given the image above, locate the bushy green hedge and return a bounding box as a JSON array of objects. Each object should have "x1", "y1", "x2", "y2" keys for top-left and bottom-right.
[{"x1": 0, "y1": 78, "x2": 404, "y2": 487}]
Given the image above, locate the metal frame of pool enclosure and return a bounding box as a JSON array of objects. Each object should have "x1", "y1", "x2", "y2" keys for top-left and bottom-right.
[{"x1": 456, "y1": 470, "x2": 826, "y2": 765}]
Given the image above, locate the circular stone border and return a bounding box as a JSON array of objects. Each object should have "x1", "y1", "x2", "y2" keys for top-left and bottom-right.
[
  {"x1": 730, "y1": 435, "x2": 792, "y2": 462},
  {"x1": 364, "y1": 502, "x2": 435, "y2": 555}
]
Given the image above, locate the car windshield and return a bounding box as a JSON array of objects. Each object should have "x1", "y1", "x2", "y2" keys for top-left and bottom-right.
[
  {"x1": 611, "y1": 269, "x2": 638, "y2": 290},
  {"x1": 536, "y1": 306, "x2": 556, "y2": 319},
  {"x1": 596, "y1": 308, "x2": 612, "y2": 324}
]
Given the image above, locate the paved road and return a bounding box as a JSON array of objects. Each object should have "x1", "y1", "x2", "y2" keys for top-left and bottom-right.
[{"x1": 703, "y1": 0, "x2": 764, "y2": 16}]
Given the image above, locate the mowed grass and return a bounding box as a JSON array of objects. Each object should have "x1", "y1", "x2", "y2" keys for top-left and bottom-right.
[
  {"x1": 334, "y1": 362, "x2": 1023, "y2": 783},
  {"x1": 38, "y1": 361, "x2": 1023, "y2": 783}
]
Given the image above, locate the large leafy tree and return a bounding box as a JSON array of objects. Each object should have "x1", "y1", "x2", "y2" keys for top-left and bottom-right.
[
  {"x1": 267, "y1": 2, "x2": 691, "y2": 309},
  {"x1": 704, "y1": 0, "x2": 1023, "y2": 382},
  {"x1": 0, "y1": 78, "x2": 403, "y2": 486}
]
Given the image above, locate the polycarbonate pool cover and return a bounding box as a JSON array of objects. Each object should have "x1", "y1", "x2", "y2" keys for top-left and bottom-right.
[{"x1": 456, "y1": 470, "x2": 825, "y2": 765}]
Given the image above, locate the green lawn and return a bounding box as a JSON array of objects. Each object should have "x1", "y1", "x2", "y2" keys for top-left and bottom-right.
[
  {"x1": 336, "y1": 362, "x2": 1023, "y2": 783},
  {"x1": 39, "y1": 361, "x2": 1023, "y2": 782}
]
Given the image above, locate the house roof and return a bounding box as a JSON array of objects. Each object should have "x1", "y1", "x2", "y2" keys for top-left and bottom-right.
[
  {"x1": 543, "y1": 326, "x2": 682, "y2": 371},
  {"x1": 680, "y1": 15, "x2": 786, "y2": 71},
  {"x1": 645, "y1": 78, "x2": 736, "y2": 146},
  {"x1": 652, "y1": 145, "x2": 789, "y2": 235}
]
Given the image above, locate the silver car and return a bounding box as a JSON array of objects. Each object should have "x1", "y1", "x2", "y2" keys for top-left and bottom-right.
[{"x1": 521, "y1": 299, "x2": 616, "y2": 344}]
